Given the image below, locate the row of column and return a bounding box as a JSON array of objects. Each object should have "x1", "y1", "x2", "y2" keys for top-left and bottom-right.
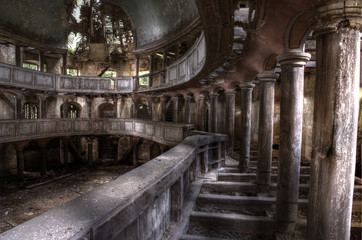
[{"x1": 238, "y1": 1, "x2": 360, "y2": 239}]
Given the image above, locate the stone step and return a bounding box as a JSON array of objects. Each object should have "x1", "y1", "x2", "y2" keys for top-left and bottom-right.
[
  {"x1": 201, "y1": 181, "x2": 258, "y2": 195},
  {"x1": 219, "y1": 166, "x2": 310, "y2": 174},
  {"x1": 190, "y1": 211, "x2": 276, "y2": 234},
  {"x1": 217, "y1": 173, "x2": 310, "y2": 183},
  {"x1": 196, "y1": 194, "x2": 362, "y2": 214}
]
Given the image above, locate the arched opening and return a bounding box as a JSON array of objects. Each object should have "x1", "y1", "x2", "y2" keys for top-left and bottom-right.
[
  {"x1": 23, "y1": 141, "x2": 41, "y2": 172},
  {"x1": 100, "y1": 103, "x2": 115, "y2": 118},
  {"x1": 60, "y1": 102, "x2": 80, "y2": 118},
  {"x1": 23, "y1": 102, "x2": 38, "y2": 119},
  {"x1": 137, "y1": 103, "x2": 149, "y2": 119}
]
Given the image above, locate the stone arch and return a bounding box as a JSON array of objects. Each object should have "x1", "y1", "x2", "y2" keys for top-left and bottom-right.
[
  {"x1": 60, "y1": 102, "x2": 81, "y2": 118},
  {"x1": 263, "y1": 54, "x2": 278, "y2": 71},
  {"x1": 99, "y1": 103, "x2": 115, "y2": 118},
  {"x1": 284, "y1": 12, "x2": 312, "y2": 52}
]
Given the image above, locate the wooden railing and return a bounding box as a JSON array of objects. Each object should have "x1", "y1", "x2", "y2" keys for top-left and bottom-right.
[{"x1": 0, "y1": 131, "x2": 227, "y2": 240}]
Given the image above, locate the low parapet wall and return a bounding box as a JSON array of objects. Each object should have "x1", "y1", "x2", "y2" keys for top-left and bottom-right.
[
  {"x1": 0, "y1": 132, "x2": 227, "y2": 240},
  {"x1": 0, "y1": 118, "x2": 194, "y2": 145}
]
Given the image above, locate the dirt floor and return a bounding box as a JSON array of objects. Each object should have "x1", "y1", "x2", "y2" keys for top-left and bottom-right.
[{"x1": 0, "y1": 164, "x2": 133, "y2": 233}]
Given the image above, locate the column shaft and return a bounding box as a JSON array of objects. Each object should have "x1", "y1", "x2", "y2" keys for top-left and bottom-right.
[
  {"x1": 239, "y1": 84, "x2": 254, "y2": 171},
  {"x1": 256, "y1": 72, "x2": 277, "y2": 191},
  {"x1": 225, "y1": 90, "x2": 236, "y2": 155},
  {"x1": 197, "y1": 96, "x2": 205, "y2": 131},
  {"x1": 275, "y1": 52, "x2": 310, "y2": 233},
  {"x1": 209, "y1": 93, "x2": 218, "y2": 132},
  {"x1": 185, "y1": 96, "x2": 192, "y2": 124},
  {"x1": 172, "y1": 97, "x2": 179, "y2": 123},
  {"x1": 307, "y1": 2, "x2": 361, "y2": 239}
]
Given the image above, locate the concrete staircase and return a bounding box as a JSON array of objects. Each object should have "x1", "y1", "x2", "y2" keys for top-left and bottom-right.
[{"x1": 178, "y1": 150, "x2": 362, "y2": 240}]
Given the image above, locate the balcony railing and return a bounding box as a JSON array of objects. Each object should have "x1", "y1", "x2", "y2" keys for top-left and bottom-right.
[
  {"x1": 0, "y1": 128, "x2": 227, "y2": 240},
  {"x1": 0, "y1": 118, "x2": 193, "y2": 145}
]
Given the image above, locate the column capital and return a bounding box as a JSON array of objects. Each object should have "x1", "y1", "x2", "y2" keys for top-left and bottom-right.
[
  {"x1": 209, "y1": 92, "x2": 219, "y2": 97},
  {"x1": 225, "y1": 89, "x2": 237, "y2": 95},
  {"x1": 308, "y1": 0, "x2": 362, "y2": 36},
  {"x1": 257, "y1": 71, "x2": 278, "y2": 83},
  {"x1": 277, "y1": 51, "x2": 311, "y2": 67},
  {"x1": 196, "y1": 95, "x2": 206, "y2": 100},
  {"x1": 239, "y1": 82, "x2": 255, "y2": 90}
]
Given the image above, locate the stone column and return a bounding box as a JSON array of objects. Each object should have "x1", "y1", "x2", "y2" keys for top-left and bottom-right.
[
  {"x1": 113, "y1": 97, "x2": 118, "y2": 118},
  {"x1": 149, "y1": 54, "x2": 153, "y2": 87},
  {"x1": 14, "y1": 96, "x2": 23, "y2": 119},
  {"x1": 37, "y1": 95, "x2": 46, "y2": 119},
  {"x1": 172, "y1": 97, "x2": 179, "y2": 123},
  {"x1": 185, "y1": 95, "x2": 192, "y2": 124},
  {"x1": 86, "y1": 98, "x2": 92, "y2": 119},
  {"x1": 306, "y1": 2, "x2": 361, "y2": 240},
  {"x1": 39, "y1": 51, "x2": 45, "y2": 72},
  {"x1": 162, "y1": 50, "x2": 167, "y2": 85},
  {"x1": 256, "y1": 71, "x2": 277, "y2": 191},
  {"x1": 196, "y1": 95, "x2": 206, "y2": 131},
  {"x1": 148, "y1": 98, "x2": 153, "y2": 120},
  {"x1": 225, "y1": 89, "x2": 236, "y2": 155},
  {"x1": 239, "y1": 83, "x2": 255, "y2": 171},
  {"x1": 275, "y1": 52, "x2": 310, "y2": 233},
  {"x1": 135, "y1": 57, "x2": 140, "y2": 90},
  {"x1": 209, "y1": 92, "x2": 219, "y2": 133},
  {"x1": 160, "y1": 97, "x2": 167, "y2": 121},
  {"x1": 15, "y1": 45, "x2": 23, "y2": 67},
  {"x1": 62, "y1": 53, "x2": 67, "y2": 75}
]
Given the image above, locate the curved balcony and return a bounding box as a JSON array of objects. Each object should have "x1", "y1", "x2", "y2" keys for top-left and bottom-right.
[
  {"x1": 0, "y1": 33, "x2": 205, "y2": 95},
  {"x1": 0, "y1": 118, "x2": 193, "y2": 145}
]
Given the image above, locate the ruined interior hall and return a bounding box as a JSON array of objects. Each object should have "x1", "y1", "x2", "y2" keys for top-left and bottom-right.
[{"x1": 0, "y1": 0, "x2": 361, "y2": 239}]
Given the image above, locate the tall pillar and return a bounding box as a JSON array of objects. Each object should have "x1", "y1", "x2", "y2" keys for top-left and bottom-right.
[
  {"x1": 225, "y1": 89, "x2": 236, "y2": 155},
  {"x1": 172, "y1": 96, "x2": 179, "y2": 123},
  {"x1": 196, "y1": 95, "x2": 206, "y2": 131},
  {"x1": 148, "y1": 98, "x2": 153, "y2": 120},
  {"x1": 185, "y1": 95, "x2": 192, "y2": 124},
  {"x1": 14, "y1": 96, "x2": 23, "y2": 119},
  {"x1": 209, "y1": 92, "x2": 219, "y2": 133},
  {"x1": 86, "y1": 97, "x2": 92, "y2": 119},
  {"x1": 162, "y1": 50, "x2": 167, "y2": 85},
  {"x1": 62, "y1": 53, "x2": 67, "y2": 75},
  {"x1": 239, "y1": 83, "x2": 255, "y2": 171},
  {"x1": 135, "y1": 57, "x2": 140, "y2": 90},
  {"x1": 149, "y1": 54, "x2": 153, "y2": 87},
  {"x1": 256, "y1": 72, "x2": 277, "y2": 191},
  {"x1": 15, "y1": 45, "x2": 23, "y2": 67},
  {"x1": 37, "y1": 95, "x2": 46, "y2": 119},
  {"x1": 39, "y1": 51, "x2": 45, "y2": 72},
  {"x1": 113, "y1": 97, "x2": 118, "y2": 118},
  {"x1": 160, "y1": 97, "x2": 167, "y2": 121},
  {"x1": 275, "y1": 52, "x2": 310, "y2": 233},
  {"x1": 306, "y1": 2, "x2": 361, "y2": 239}
]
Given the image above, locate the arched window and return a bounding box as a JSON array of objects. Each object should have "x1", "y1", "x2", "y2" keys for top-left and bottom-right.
[
  {"x1": 101, "y1": 104, "x2": 115, "y2": 118},
  {"x1": 137, "y1": 104, "x2": 149, "y2": 119},
  {"x1": 24, "y1": 103, "x2": 38, "y2": 119},
  {"x1": 61, "y1": 103, "x2": 80, "y2": 118}
]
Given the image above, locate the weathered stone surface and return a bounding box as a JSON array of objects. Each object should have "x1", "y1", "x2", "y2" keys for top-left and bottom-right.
[
  {"x1": 275, "y1": 51, "x2": 310, "y2": 233},
  {"x1": 307, "y1": 1, "x2": 361, "y2": 239},
  {"x1": 256, "y1": 72, "x2": 277, "y2": 191}
]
